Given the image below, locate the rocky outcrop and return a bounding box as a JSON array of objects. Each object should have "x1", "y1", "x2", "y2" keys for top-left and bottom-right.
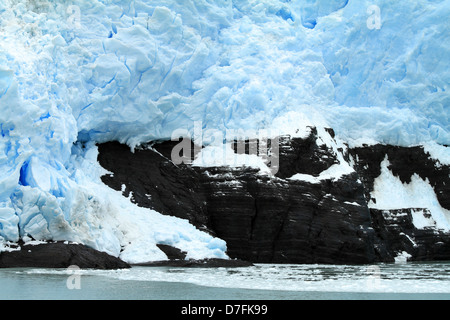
[
  {"x1": 156, "y1": 244, "x2": 188, "y2": 260},
  {"x1": 132, "y1": 244, "x2": 253, "y2": 267},
  {"x1": 349, "y1": 144, "x2": 450, "y2": 211},
  {"x1": 194, "y1": 167, "x2": 375, "y2": 264},
  {"x1": 0, "y1": 242, "x2": 131, "y2": 269},
  {"x1": 97, "y1": 129, "x2": 450, "y2": 265},
  {"x1": 370, "y1": 208, "x2": 450, "y2": 262},
  {"x1": 347, "y1": 144, "x2": 450, "y2": 262},
  {"x1": 99, "y1": 141, "x2": 211, "y2": 233},
  {"x1": 273, "y1": 128, "x2": 339, "y2": 179}
]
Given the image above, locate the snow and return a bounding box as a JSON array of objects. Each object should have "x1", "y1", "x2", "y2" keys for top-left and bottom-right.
[
  {"x1": 288, "y1": 163, "x2": 355, "y2": 183},
  {"x1": 192, "y1": 143, "x2": 272, "y2": 175},
  {"x1": 0, "y1": 0, "x2": 449, "y2": 259},
  {"x1": 288, "y1": 173, "x2": 321, "y2": 184},
  {"x1": 68, "y1": 143, "x2": 228, "y2": 263},
  {"x1": 423, "y1": 142, "x2": 450, "y2": 166},
  {"x1": 410, "y1": 209, "x2": 437, "y2": 230},
  {"x1": 369, "y1": 157, "x2": 450, "y2": 231},
  {"x1": 288, "y1": 126, "x2": 356, "y2": 182},
  {"x1": 394, "y1": 251, "x2": 412, "y2": 264}
]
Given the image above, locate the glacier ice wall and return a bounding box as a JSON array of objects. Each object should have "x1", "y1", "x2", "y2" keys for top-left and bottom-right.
[{"x1": 0, "y1": 0, "x2": 449, "y2": 260}]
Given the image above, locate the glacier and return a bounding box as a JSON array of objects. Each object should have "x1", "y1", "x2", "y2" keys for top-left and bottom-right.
[{"x1": 0, "y1": 0, "x2": 449, "y2": 262}]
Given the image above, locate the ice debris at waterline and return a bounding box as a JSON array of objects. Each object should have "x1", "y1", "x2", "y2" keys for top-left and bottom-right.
[{"x1": 0, "y1": 0, "x2": 449, "y2": 263}]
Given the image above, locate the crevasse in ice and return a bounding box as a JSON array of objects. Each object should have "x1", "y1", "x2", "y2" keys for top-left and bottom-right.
[{"x1": 0, "y1": 0, "x2": 448, "y2": 261}]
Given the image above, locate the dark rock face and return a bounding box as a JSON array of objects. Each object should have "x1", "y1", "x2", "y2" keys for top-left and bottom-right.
[
  {"x1": 0, "y1": 242, "x2": 131, "y2": 269},
  {"x1": 349, "y1": 144, "x2": 450, "y2": 210},
  {"x1": 97, "y1": 131, "x2": 450, "y2": 265},
  {"x1": 274, "y1": 128, "x2": 339, "y2": 179},
  {"x1": 348, "y1": 144, "x2": 450, "y2": 262},
  {"x1": 195, "y1": 167, "x2": 375, "y2": 264},
  {"x1": 133, "y1": 244, "x2": 253, "y2": 267},
  {"x1": 156, "y1": 244, "x2": 187, "y2": 260},
  {"x1": 98, "y1": 141, "x2": 211, "y2": 233},
  {"x1": 370, "y1": 208, "x2": 450, "y2": 262}
]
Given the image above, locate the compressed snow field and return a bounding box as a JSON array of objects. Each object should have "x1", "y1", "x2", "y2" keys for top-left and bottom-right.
[{"x1": 0, "y1": 0, "x2": 449, "y2": 261}]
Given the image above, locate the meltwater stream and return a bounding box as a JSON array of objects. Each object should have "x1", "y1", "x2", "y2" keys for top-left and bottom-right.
[{"x1": 1, "y1": 262, "x2": 449, "y2": 300}]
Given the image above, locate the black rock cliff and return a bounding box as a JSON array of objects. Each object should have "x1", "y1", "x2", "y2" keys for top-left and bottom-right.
[{"x1": 97, "y1": 129, "x2": 450, "y2": 264}]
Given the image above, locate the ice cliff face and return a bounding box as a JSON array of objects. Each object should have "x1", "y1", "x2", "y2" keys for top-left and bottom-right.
[{"x1": 0, "y1": 0, "x2": 449, "y2": 262}]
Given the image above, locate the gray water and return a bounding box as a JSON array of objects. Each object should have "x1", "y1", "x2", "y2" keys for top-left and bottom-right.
[{"x1": 0, "y1": 262, "x2": 449, "y2": 300}]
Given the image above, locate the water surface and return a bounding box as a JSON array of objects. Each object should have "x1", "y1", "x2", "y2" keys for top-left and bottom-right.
[{"x1": 1, "y1": 262, "x2": 449, "y2": 300}]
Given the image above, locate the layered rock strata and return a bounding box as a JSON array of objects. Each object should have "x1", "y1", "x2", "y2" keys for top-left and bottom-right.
[{"x1": 97, "y1": 129, "x2": 450, "y2": 264}]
